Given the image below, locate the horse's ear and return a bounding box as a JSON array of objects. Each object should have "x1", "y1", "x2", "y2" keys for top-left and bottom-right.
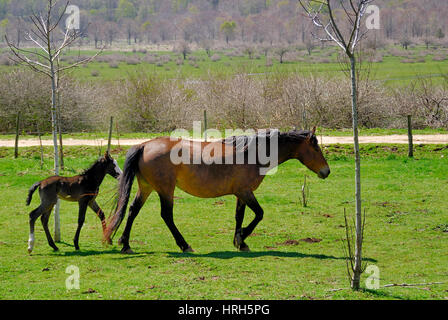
[{"x1": 307, "y1": 126, "x2": 316, "y2": 141}]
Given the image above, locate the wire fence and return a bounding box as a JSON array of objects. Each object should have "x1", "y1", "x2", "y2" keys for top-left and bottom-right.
[{"x1": 0, "y1": 116, "x2": 171, "y2": 137}]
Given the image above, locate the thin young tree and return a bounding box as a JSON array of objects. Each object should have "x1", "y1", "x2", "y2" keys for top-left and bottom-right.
[
  {"x1": 6, "y1": 0, "x2": 102, "y2": 241},
  {"x1": 298, "y1": 0, "x2": 375, "y2": 290}
]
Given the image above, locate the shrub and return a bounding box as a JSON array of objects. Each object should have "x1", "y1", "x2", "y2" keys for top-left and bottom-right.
[
  {"x1": 210, "y1": 54, "x2": 221, "y2": 62},
  {"x1": 0, "y1": 69, "x2": 108, "y2": 133},
  {"x1": 433, "y1": 55, "x2": 447, "y2": 61},
  {"x1": 126, "y1": 57, "x2": 140, "y2": 65}
]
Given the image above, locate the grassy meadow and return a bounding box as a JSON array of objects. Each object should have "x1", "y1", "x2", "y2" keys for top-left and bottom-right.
[
  {"x1": 1, "y1": 44, "x2": 447, "y2": 85},
  {"x1": 0, "y1": 144, "x2": 447, "y2": 300}
]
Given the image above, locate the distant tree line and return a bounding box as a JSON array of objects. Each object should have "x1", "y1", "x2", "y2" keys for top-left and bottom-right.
[{"x1": 0, "y1": 0, "x2": 447, "y2": 48}]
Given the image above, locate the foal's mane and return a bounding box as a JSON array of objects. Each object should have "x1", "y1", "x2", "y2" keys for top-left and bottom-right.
[{"x1": 81, "y1": 157, "x2": 106, "y2": 176}]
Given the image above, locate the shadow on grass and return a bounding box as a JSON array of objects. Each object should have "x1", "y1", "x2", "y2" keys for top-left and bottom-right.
[
  {"x1": 167, "y1": 250, "x2": 377, "y2": 262},
  {"x1": 62, "y1": 249, "x2": 122, "y2": 257},
  {"x1": 37, "y1": 242, "x2": 378, "y2": 263},
  {"x1": 361, "y1": 288, "x2": 407, "y2": 300}
]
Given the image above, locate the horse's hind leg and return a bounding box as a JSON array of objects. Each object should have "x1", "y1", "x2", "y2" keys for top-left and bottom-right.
[
  {"x1": 159, "y1": 194, "x2": 193, "y2": 253},
  {"x1": 233, "y1": 198, "x2": 250, "y2": 252},
  {"x1": 41, "y1": 204, "x2": 59, "y2": 251},
  {"x1": 119, "y1": 187, "x2": 151, "y2": 254},
  {"x1": 73, "y1": 198, "x2": 90, "y2": 250},
  {"x1": 28, "y1": 205, "x2": 44, "y2": 253}
]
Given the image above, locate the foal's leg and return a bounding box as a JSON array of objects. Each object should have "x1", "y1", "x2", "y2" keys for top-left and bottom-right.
[
  {"x1": 119, "y1": 188, "x2": 151, "y2": 254},
  {"x1": 41, "y1": 204, "x2": 59, "y2": 251},
  {"x1": 233, "y1": 198, "x2": 250, "y2": 252},
  {"x1": 159, "y1": 194, "x2": 193, "y2": 253},
  {"x1": 73, "y1": 198, "x2": 90, "y2": 250},
  {"x1": 28, "y1": 205, "x2": 45, "y2": 253},
  {"x1": 235, "y1": 191, "x2": 264, "y2": 250},
  {"x1": 88, "y1": 200, "x2": 107, "y2": 236}
]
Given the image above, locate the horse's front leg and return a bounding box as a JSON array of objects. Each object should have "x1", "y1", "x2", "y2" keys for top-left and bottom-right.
[
  {"x1": 234, "y1": 191, "x2": 264, "y2": 251},
  {"x1": 73, "y1": 198, "x2": 89, "y2": 250},
  {"x1": 233, "y1": 197, "x2": 250, "y2": 252}
]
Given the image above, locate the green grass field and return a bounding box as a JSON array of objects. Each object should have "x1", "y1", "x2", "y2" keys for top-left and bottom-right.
[
  {"x1": 0, "y1": 144, "x2": 447, "y2": 300},
  {"x1": 1, "y1": 45, "x2": 447, "y2": 85}
]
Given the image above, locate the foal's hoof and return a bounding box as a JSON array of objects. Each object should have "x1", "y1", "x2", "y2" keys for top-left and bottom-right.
[
  {"x1": 183, "y1": 246, "x2": 194, "y2": 253},
  {"x1": 103, "y1": 236, "x2": 113, "y2": 246},
  {"x1": 121, "y1": 247, "x2": 135, "y2": 254}
]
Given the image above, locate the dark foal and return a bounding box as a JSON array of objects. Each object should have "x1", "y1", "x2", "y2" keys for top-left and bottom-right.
[
  {"x1": 26, "y1": 152, "x2": 122, "y2": 253},
  {"x1": 104, "y1": 128, "x2": 330, "y2": 254}
]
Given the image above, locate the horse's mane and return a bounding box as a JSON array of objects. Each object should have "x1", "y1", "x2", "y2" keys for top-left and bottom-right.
[{"x1": 222, "y1": 129, "x2": 315, "y2": 152}]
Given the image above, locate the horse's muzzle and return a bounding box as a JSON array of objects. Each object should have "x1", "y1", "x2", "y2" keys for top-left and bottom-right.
[{"x1": 318, "y1": 167, "x2": 330, "y2": 179}]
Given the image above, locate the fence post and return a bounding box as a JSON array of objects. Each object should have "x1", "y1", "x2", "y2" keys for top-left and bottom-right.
[
  {"x1": 14, "y1": 112, "x2": 20, "y2": 158},
  {"x1": 37, "y1": 124, "x2": 44, "y2": 169},
  {"x1": 203, "y1": 110, "x2": 208, "y2": 142},
  {"x1": 107, "y1": 116, "x2": 114, "y2": 153},
  {"x1": 407, "y1": 115, "x2": 413, "y2": 158},
  {"x1": 115, "y1": 121, "x2": 121, "y2": 149}
]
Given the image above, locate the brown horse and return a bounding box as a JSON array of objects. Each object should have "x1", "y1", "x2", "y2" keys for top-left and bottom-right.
[
  {"x1": 26, "y1": 152, "x2": 122, "y2": 253},
  {"x1": 104, "y1": 128, "x2": 330, "y2": 254}
]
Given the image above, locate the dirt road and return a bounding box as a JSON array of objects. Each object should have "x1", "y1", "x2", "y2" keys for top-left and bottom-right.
[{"x1": 0, "y1": 135, "x2": 447, "y2": 148}]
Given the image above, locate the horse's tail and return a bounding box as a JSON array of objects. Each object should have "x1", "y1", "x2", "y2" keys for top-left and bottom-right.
[
  {"x1": 104, "y1": 144, "x2": 145, "y2": 242},
  {"x1": 26, "y1": 181, "x2": 41, "y2": 206}
]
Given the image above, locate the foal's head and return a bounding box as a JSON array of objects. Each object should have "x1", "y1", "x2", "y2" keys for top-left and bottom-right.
[
  {"x1": 99, "y1": 152, "x2": 122, "y2": 179},
  {"x1": 290, "y1": 127, "x2": 330, "y2": 179}
]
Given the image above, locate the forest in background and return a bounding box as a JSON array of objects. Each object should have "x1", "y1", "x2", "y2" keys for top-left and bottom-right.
[{"x1": 0, "y1": 0, "x2": 446, "y2": 48}]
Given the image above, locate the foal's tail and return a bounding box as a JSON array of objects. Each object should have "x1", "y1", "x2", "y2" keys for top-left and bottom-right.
[
  {"x1": 104, "y1": 144, "x2": 145, "y2": 242},
  {"x1": 26, "y1": 181, "x2": 41, "y2": 206}
]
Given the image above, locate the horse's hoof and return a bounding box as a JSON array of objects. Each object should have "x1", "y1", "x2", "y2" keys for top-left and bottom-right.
[
  {"x1": 239, "y1": 245, "x2": 250, "y2": 252},
  {"x1": 234, "y1": 233, "x2": 244, "y2": 248},
  {"x1": 183, "y1": 246, "x2": 194, "y2": 253},
  {"x1": 53, "y1": 247, "x2": 59, "y2": 252},
  {"x1": 27, "y1": 248, "x2": 33, "y2": 254},
  {"x1": 107, "y1": 239, "x2": 113, "y2": 245},
  {"x1": 121, "y1": 248, "x2": 134, "y2": 254}
]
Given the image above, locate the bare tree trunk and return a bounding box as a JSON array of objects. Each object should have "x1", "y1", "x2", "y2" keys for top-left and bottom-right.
[
  {"x1": 50, "y1": 63, "x2": 61, "y2": 243},
  {"x1": 57, "y1": 90, "x2": 64, "y2": 170},
  {"x1": 350, "y1": 54, "x2": 363, "y2": 290}
]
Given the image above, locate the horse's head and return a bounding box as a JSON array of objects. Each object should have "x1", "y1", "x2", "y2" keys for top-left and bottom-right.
[
  {"x1": 102, "y1": 152, "x2": 122, "y2": 179},
  {"x1": 294, "y1": 127, "x2": 330, "y2": 179}
]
